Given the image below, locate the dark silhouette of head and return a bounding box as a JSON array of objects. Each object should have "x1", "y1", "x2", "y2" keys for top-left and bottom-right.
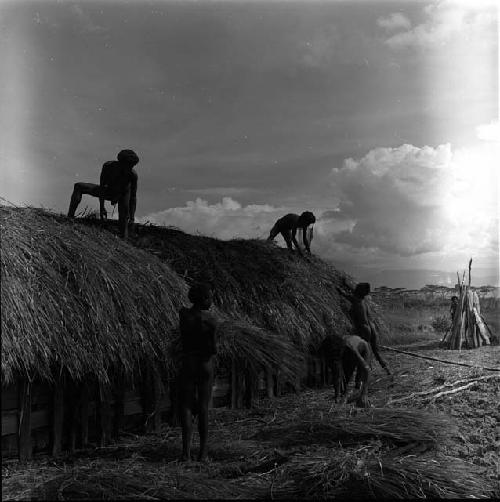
[
  {"x1": 188, "y1": 283, "x2": 213, "y2": 309},
  {"x1": 354, "y1": 282, "x2": 371, "y2": 298},
  {"x1": 117, "y1": 149, "x2": 139, "y2": 166},
  {"x1": 451, "y1": 296, "x2": 459, "y2": 303},
  {"x1": 299, "y1": 211, "x2": 316, "y2": 226}
]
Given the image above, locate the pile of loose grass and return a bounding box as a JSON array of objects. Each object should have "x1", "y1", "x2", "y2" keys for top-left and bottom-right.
[
  {"x1": 274, "y1": 449, "x2": 494, "y2": 499},
  {"x1": 253, "y1": 407, "x2": 457, "y2": 448}
]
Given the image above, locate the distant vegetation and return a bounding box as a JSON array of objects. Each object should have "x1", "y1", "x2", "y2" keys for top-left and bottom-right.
[{"x1": 372, "y1": 285, "x2": 499, "y2": 346}]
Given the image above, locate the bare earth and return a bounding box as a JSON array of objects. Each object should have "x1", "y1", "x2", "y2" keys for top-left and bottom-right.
[{"x1": 3, "y1": 344, "x2": 499, "y2": 500}]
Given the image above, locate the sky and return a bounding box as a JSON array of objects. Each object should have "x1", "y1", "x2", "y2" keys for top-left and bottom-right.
[{"x1": 1, "y1": 0, "x2": 499, "y2": 287}]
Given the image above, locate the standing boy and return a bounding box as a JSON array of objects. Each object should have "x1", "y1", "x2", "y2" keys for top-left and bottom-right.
[{"x1": 179, "y1": 283, "x2": 217, "y2": 462}]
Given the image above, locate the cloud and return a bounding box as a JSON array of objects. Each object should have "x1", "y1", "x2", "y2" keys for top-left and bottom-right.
[
  {"x1": 377, "y1": 13, "x2": 411, "y2": 31},
  {"x1": 328, "y1": 142, "x2": 498, "y2": 258},
  {"x1": 383, "y1": 1, "x2": 496, "y2": 49},
  {"x1": 141, "y1": 197, "x2": 284, "y2": 240},
  {"x1": 184, "y1": 187, "x2": 259, "y2": 196},
  {"x1": 476, "y1": 121, "x2": 500, "y2": 142}
]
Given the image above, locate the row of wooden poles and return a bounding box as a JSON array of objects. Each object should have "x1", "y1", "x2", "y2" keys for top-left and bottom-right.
[{"x1": 12, "y1": 356, "x2": 329, "y2": 461}]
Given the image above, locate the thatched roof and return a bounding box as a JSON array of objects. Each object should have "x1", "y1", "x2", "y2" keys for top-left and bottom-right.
[
  {"x1": 1, "y1": 207, "x2": 362, "y2": 386},
  {"x1": 129, "y1": 223, "x2": 356, "y2": 350},
  {"x1": 1, "y1": 206, "x2": 188, "y2": 385}
]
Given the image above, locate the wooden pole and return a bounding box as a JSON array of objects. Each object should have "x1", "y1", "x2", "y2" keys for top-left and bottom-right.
[
  {"x1": 265, "y1": 366, "x2": 274, "y2": 399},
  {"x1": 80, "y1": 383, "x2": 90, "y2": 448},
  {"x1": 18, "y1": 377, "x2": 32, "y2": 461},
  {"x1": 113, "y1": 373, "x2": 125, "y2": 439},
  {"x1": 231, "y1": 358, "x2": 238, "y2": 409},
  {"x1": 51, "y1": 378, "x2": 64, "y2": 456},
  {"x1": 151, "y1": 372, "x2": 163, "y2": 432},
  {"x1": 98, "y1": 383, "x2": 113, "y2": 446},
  {"x1": 67, "y1": 380, "x2": 79, "y2": 453},
  {"x1": 141, "y1": 367, "x2": 154, "y2": 433}
]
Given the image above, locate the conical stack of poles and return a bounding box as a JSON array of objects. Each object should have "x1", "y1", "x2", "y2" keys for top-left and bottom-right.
[{"x1": 442, "y1": 259, "x2": 492, "y2": 350}]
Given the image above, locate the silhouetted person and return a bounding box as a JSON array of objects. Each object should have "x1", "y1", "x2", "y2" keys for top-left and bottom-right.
[
  {"x1": 321, "y1": 333, "x2": 372, "y2": 408},
  {"x1": 350, "y1": 282, "x2": 390, "y2": 376},
  {"x1": 268, "y1": 211, "x2": 316, "y2": 255},
  {"x1": 179, "y1": 283, "x2": 217, "y2": 462},
  {"x1": 67, "y1": 149, "x2": 139, "y2": 238}
]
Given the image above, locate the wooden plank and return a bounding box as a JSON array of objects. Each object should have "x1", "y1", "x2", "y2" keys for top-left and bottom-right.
[
  {"x1": 32, "y1": 409, "x2": 50, "y2": 430},
  {"x1": 213, "y1": 378, "x2": 230, "y2": 399},
  {"x1": 1, "y1": 385, "x2": 18, "y2": 411},
  {"x1": 2, "y1": 410, "x2": 17, "y2": 436},
  {"x1": 124, "y1": 397, "x2": 143, "y2": 416},
  {"x1": 18, "y1": 378, "x2": 32, "y2": 461},
  {"x1": 31, "y1": 382, "x2": 51, "y2": 409},
  {"x1": 51, "y1": 380, "x2": 64, "y2": 456},
  {"x1": 33, "y1": 427, "x2": 51, "y2": 453},
  {"x1": 2, "y1": 433, "x2": 18, "y2": 458}
]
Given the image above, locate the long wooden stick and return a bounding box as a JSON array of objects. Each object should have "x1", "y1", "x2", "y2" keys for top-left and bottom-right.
[
  {"x1": 430, "y1": 381, "x2": 484, "y2": 401},
  {"x1": 387, "y1": 374, "x2": 499, "y2": 405},
  {"x1": 380, "y1": 345, "x2": 500, "y2": 371}
]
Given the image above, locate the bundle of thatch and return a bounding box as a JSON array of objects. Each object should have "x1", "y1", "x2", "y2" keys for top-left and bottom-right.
[
  {"x1": 441, "y1": 259, "x2": 493, "y2": 350},
  {"x1": 252, "y1": 407, "x2": 457, "y2": 448},
  {"x1": 273, "y1": 450, "x2": 494, "y2": 499}
]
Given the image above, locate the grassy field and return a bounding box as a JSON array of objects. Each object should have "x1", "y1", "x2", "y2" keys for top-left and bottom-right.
[{"x1": 377, "y1": 294, "x2": 499, "y2": 348}]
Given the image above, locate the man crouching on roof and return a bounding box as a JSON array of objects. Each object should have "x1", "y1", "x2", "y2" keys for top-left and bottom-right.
[
  {"x1": 67, "y1": 149, "x2": 139, "y2": 238},
  {"x1": 321, "y1": 333, "x2": 372, "y2": 408},
  {"x1": 179, "y1": 283, "x2": 217, "y2": 462},
  {"x1": 267, "y1": 211, "x2": 316, "y2": 255}
]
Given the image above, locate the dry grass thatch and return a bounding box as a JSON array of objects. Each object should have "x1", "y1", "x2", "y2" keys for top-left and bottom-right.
[
  {"x1": 2, "y1": 206, "x2": 365, "y2": 386},
  {"x1": 252, "y1": 407, "x2": 458, "y2": 448},
  {"x1": 127, "y1": 221, "x2": 358, "y2": 350},
  {"x1": 1, "y1": 206, "x2": 187, "y2": 385},
  {"x1": 274, "y1": 449, "x2": 494, "y2": 499}
]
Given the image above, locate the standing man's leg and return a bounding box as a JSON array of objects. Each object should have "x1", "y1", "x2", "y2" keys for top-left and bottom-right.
[
  {"x1": 180, "y1": 360, "x2": 196, "y2": 461},
  {"x1": 196, "y1": 358, "x2": 214, "y2": 462},
  {"x1": 68, "y1": 183, "x2": 101, "y2": 217},
  {"x1": 369, "y1": 329, "x2": 390, "y2": 375}
]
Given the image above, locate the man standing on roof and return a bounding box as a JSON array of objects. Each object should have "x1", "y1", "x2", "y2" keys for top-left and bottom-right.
[
  {"x1": 267, "y1": 211, "x2": 316, "y2": 255},
  {"x1": 67, "y1": 149, "x2": 139, "y2": 238}
]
